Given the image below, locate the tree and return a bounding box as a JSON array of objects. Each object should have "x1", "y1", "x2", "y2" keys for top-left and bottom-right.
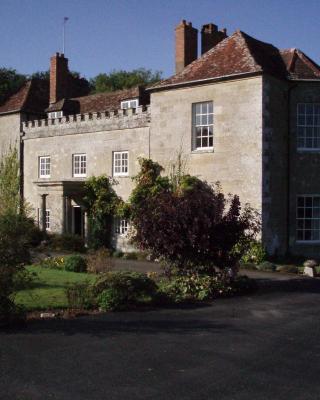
[
  {"x1": 83, "y1": 175, "x2": 121, "y2": 248},
  {"x1": 90, "y1": 68, "x2": 162, "y2": 93},
  {"x1": 128, "y1": 159, "x2": 260, "y2": 275},
  {"x1": 0, "y1": 147, "x2": 20, "y2": 214},
  {"x1": 0, "y1": 68, "x2": 26, "y2": 105}
]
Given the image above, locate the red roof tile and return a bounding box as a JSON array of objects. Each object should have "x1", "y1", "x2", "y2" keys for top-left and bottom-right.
[
  {"x1": 46, "y1": 86, "x2": 149, "y2": 114},
  {"x1": 0, "y1": 79, "x2": 49, "y2": 115},
  {"x1": 150, "y1": 30, "x2": 320, "y2": 90}
]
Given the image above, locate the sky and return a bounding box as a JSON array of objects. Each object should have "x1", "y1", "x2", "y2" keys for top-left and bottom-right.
[{"x1": 1, "y1": 0, "x2": 320, "y2": 80}]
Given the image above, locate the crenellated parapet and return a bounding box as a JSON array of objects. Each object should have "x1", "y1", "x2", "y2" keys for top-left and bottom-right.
[{"x1": 22, "y1": 105, "x2": 151, "y2": 139}]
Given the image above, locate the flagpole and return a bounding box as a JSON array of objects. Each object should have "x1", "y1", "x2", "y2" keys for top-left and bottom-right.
[{"x1": 63, "y1": 17, "x2": 69, "y2": 55}]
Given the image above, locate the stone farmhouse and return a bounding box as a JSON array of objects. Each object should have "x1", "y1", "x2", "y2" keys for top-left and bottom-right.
[{"x1": 1, "y1": 20, "x2": 320, "y2": 257}]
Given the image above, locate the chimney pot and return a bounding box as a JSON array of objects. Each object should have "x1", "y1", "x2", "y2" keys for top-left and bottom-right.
[
  {"x1": 175, "y1": 20, "x2": 198, "y2": 74},
  {"x1": 201, "y1": 22, "x2": 227, "y2": 55}
]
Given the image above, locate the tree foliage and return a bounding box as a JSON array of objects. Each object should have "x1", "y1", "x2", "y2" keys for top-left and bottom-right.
[
  {"x1": 90, "y1": 68, "x2": 162, "y2": 93},
  {"x1": 83, "y1": 175, "x2": 121, "y2": 248},
  {"x1": 0, "y1": 147, "x2": 20, "y2": 214},
  {"x1": 128, "y1": 158, "x2": 260, "y2": 274},
  {"x1": 0, "y1": 68, "x2": 26, "y2": 105}
]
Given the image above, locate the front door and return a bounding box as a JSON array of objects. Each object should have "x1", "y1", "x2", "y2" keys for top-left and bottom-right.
[{"x1": 72, "y1": 206, "x2": 83, "y2": 236}]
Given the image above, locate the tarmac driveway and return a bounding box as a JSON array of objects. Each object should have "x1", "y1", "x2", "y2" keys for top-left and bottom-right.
[{"x1": 1, "y1": 278, "x2": 320, "y2": 400}]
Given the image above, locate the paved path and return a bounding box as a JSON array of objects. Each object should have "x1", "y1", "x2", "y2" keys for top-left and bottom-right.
[{"x1": 1, "y1": 278, "x2": 320, "y2": 400}]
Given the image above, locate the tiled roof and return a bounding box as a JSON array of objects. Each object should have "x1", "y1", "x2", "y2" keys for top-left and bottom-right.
[
  {"x1": 150, "y1": 30, "x2": 320, "y2": 90},
  {"x1": 0, "y1": 79, "x2": 49, "y2": 115},
  {"x1": 280, "y1": 48, "x2": 320, "y2": 79},
  {"x1": 46, "y1": 86, "x2": 149, "y2": 114}
]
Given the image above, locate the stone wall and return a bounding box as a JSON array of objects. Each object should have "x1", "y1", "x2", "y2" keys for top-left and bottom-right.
[
  {"x1": 150, "y1": 76, "x2": 263, "y2": 212},
  {"x1": 0, "y1": 113, "x2": 21, "y2": 157},
  {"x1": 288, "y1": 81, "x2": 320, "y2": 257},
  {"x1": 23, "y1": 107, "x2": 151, "y2": 233}
]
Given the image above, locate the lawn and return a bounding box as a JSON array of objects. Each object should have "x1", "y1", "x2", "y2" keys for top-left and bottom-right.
[{"x1": 15, "y1": 265, "x2": 98, "y2": 311}]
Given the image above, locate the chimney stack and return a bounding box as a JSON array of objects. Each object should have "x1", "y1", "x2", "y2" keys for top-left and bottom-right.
[
  {"x1": 201, "y1": 24, "x2": 227, "y2": 55},
  {"x1": 50, "y1": 53, "x2": 69, "y2": 104},
  {"x1": 175, "y1": 20, "x2": 198, "y2": 74}
]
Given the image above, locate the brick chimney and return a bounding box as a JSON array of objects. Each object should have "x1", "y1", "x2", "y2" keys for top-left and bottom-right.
[
  {"x1": 50, "y1": 53, "x2": 69, "y2": 104},
  {"x1": 175, "y1": 20, "x2": 198, "y2": 74},
  {"x1": 201, "y1": 24, "x2": 227, "y2": 55}
]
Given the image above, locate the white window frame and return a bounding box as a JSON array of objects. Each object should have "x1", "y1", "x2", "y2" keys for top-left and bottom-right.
[
  {"x1": 296, "y1": 195, "x2": 320, "y2": 243},
  {"x1": 73, "y1": 154, "x2": 87, "y2": 177},
  {"x1": 114, "y1": 218, "x2": 129, "y2": 236},
  {"x1": 297, "y1": 103, "x2": 320, "y2": 151},
  {"x1": 192, "y1": 101, "x2": 214, "y2": 151},
  {"x1": 113, "y1": 151, "x2": 129, "y2": 176},
  {"x1": 45, "y1": 209, "x2": 51, "y2": 231},
  {"x1": 39, "y1": 156, "x2": 51, "y2": 178},
  {"x1": 48, "y1": 111, "x2": 63, "y2": 119},
  {"x1": 121, "y1": 99, "x2": 139, "y2": 110}
]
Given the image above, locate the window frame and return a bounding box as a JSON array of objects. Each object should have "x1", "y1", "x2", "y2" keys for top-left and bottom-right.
[
  {"x1": 45, "y1": 209, "x2": 51, "y2": 231},
  {"x1": 114, "y1": 218, "x2": 129, "y2": 236},
  {"x1": 120, "y1": 99, "x2": 139, "y2": 110},
  {"x1": 297, "y1": 103, "x2": 320, "y2": 151},
  {"x1": 73, "y1": 153, "x2": 87, "y2": 178},
  {"x1": 39, "y1": 156, "x2": 51, "y2": 178},
  {"x1": 296, "y1": 195, "x2": 320, "y2": 243},
  {"x1": 192, "y1": 101, "x2": 214, "y2": 151},
  {"x1": 113, "y1": 151, "x2": 129, "y2": 177},
  {"x1": 48, "y1": 111, "x2": 63, "y2": 119}
]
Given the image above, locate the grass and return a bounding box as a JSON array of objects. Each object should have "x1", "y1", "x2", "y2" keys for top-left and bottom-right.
[{"x1": 15, "y1": 265, "x2": 97, "y2": 311}]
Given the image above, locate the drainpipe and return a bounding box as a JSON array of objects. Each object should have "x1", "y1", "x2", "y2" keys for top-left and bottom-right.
[{"x1": 286, "y1": 83, "x2": 298, "y2": 256}]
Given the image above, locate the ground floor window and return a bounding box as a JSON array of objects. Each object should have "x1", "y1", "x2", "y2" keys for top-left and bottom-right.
[
  {"x1": 297, "y1": 195, "x2": 320, "y2": 241},
  {"x1": 45, "y1": 210, "x2": 51, "y2": 230},
  {"x1": 114, "y1": 218, "x2": 129, "y2": 235}
]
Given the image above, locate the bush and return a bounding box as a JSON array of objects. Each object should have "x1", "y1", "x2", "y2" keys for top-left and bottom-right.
[
  {"x1": 113, "y1": 250, "x2": 124, "y2": 258},
  {"x1": 39, "y1": 256, "x2": 65, "y2": 270},
  {"x1": 63, "y1": 255, "x2": 87, "y2": 273},
  {"x1": 239, "y1": 262, "x2": 258, "y2": 271},
  {"x1": 257, "y1": 261, "x2": 277, "y2": 272},
  {"x1": 128, "y1": 158, "x2": 260, "y2": 275},
  {"x1": 94, "y1": 271, "x2": 157, "y2": 310},
  {"x1": 65, "y1": 282, "x2": 95, "y2": 309},
  {"x1": 241, "y1": 240, "x2": 266, "y2": 265},
  {"x1": 86, "y1": 248, "x2": 114, "y2": 273},
  {"x1": 48, "y1": 233, "x2": 86, "y2": 253},
  {"x1": 157, "y1": 274, "x2": 257, "y2": 304},
  {"x1": 122, "y1": 252, "x2": 139, "y2": 260},
  {"x1": 276, "y1": 265, "x2": 299, "y2": 274}
]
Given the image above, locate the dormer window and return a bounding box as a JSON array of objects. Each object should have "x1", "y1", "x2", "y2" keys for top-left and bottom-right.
[
  {"x1": 48, "y1": 111, "x2": 63, "y2": 119},
  {"x1": 121, "y1": 99, "x2": 139, "y2": 109}
]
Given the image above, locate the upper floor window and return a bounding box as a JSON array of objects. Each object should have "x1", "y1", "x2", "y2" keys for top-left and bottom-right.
[
  {"x1": 73, "y1": 154, "x2": 87, "y2": 177},
  {"x1": 297, "y1": 195, "x2": 320, "y2": 242},
  {"x1": 48, "y1": 111, "x2": 63, "y2": 119},
  {"x1": 192, "y1": 101, "x2": 214, "y2": 150},
  {"x1": 114, "y1": 218, "x2": 129, "y2": 236},
  {"x1": 39, "y1": 156, "x2": 51, "y2": 178},
  {"x1": 297, "y1": 103, "x2": 320, "y2": 150},
  {"x1": 113, "y1": 151, "x2": 129, "y2": 176},
  {"x1": 121, "y1": 99, "x2": 139, "y2": 109},
  {"x1": 45, "y1": 209, "x2": 51, "y2": 230}
]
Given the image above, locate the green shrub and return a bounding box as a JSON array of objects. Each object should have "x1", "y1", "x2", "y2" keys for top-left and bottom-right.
[
  {"x1": 241, "y1": 240, "x2": 266, "y2": 265},
  {"x1": 48, "y1": 233, "x2": 86, "y2": 253},
  {"x1": 39, "y1": 256, "x2": 65, "y2": 270},
  {"x1": 122, "y1": 252, "x2": 139, "y2": 260},
  {"x1": 239, "y1": 262, "x2": 258, "y2": 271},
  {"x1": 94, "y1": 271, "x2": 157, "y2": 310},
  {"x1": 63, "y1": 255, "x2": 87, "y2": 273},
  {"x1": 276, "y1": 265, "x2": 299, "y2": 274},
  {"x1": 65, "y1": 282, "x2": 95, "y2": 309},
  {"x1": 257, "y1": 261, "x2": 277, "y2": 272},
  {"x1": 86, "y1": 248, "x2": 114, "y2": 273},
  {"x1": 113, "y1": 250, "x2": 124, "y2": 258}
]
